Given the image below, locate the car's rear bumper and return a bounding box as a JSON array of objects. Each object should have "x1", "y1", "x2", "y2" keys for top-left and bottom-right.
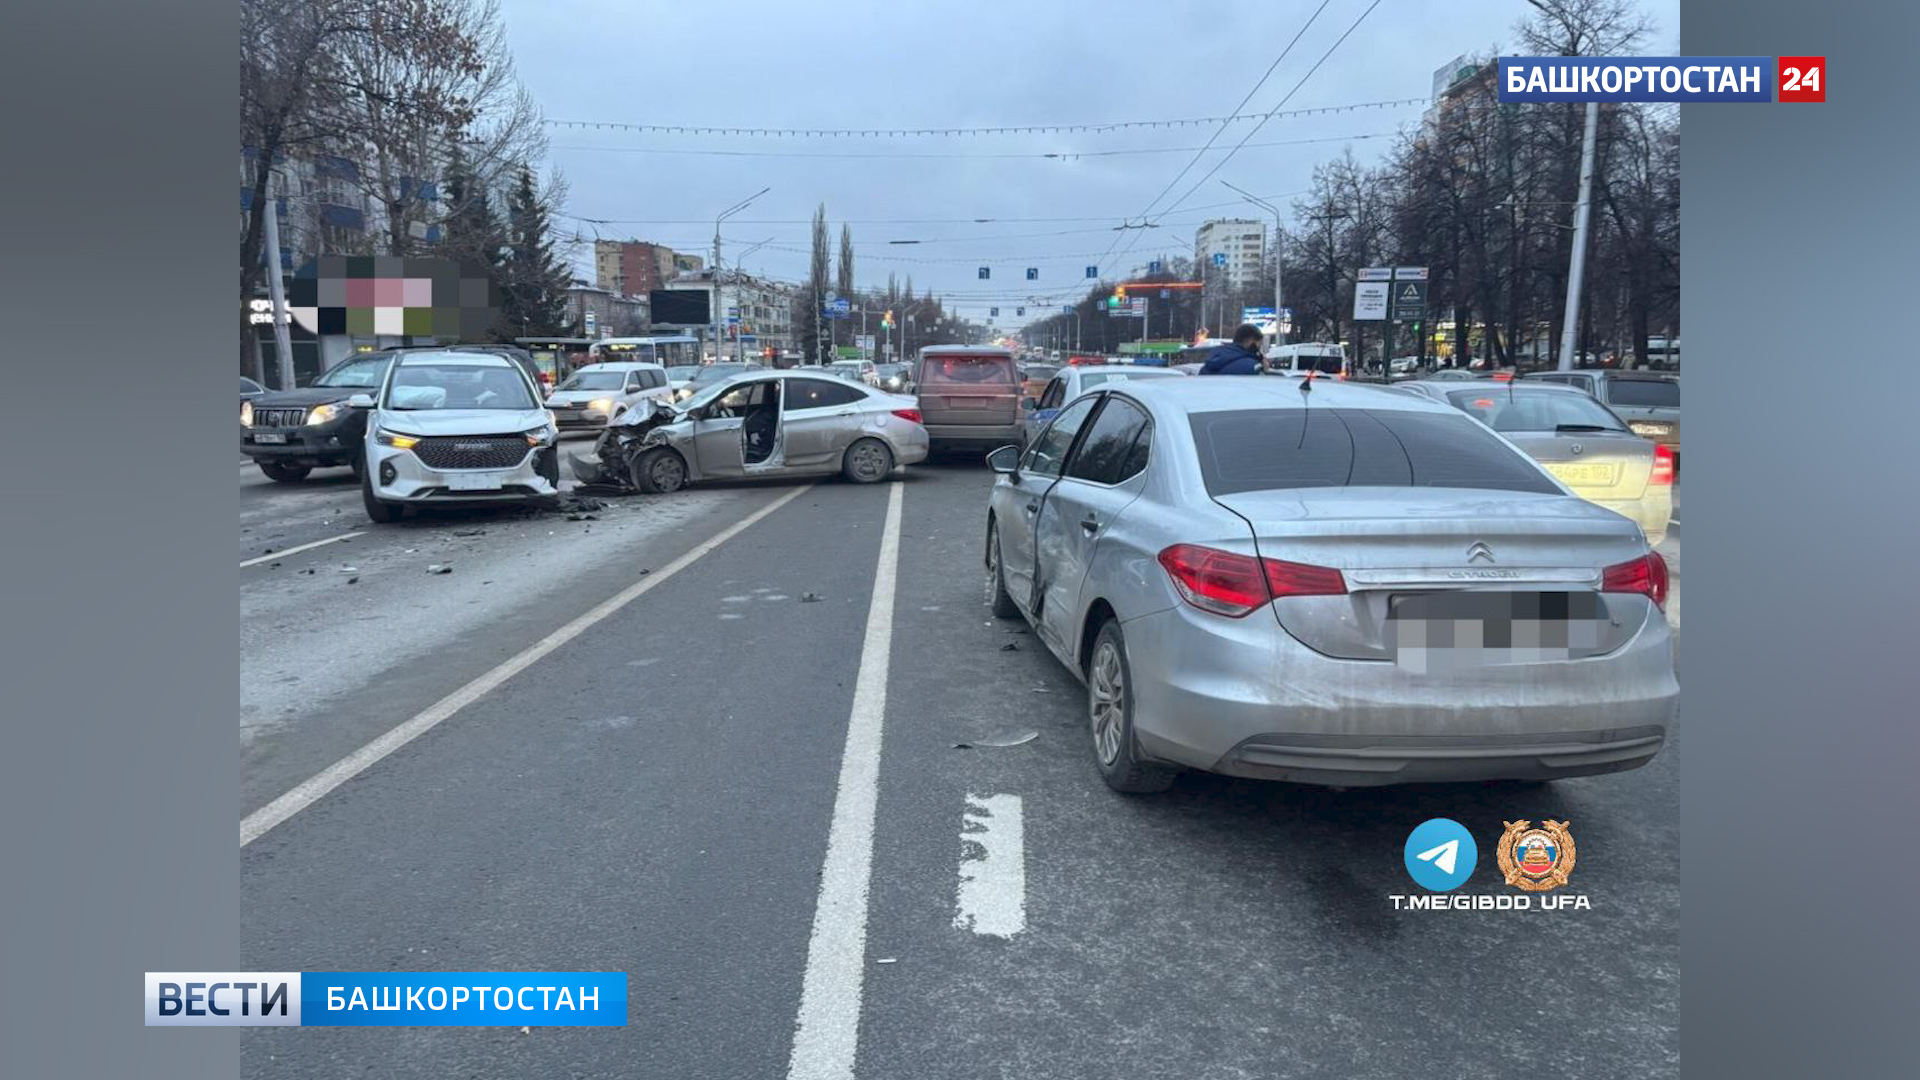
[
  {"x1": 923, "y1": 422, "x2": 1024, "y2": 445},
  {"x1": 1121, "y1": 599, "x2": 1678, "y2": 787}
]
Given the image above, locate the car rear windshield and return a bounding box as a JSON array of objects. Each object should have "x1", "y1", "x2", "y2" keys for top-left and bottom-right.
[
  {"x1": 923, "y1": 354, "x2": 1016, "y2": 386},
  {"x1": 313, "y1": 356, "x2": 391, "y2": 388},
  {"x1": 1291, "y1": 355, "x2": 1344, "y2": 374},
  {"x1": 1445, "y1": 388, "x2": 1628, "y2": 433},
  {"x1": 1081, "y1": 369, "x2": 1182, "y2": 389},
  {"x1": 1604, "y1": 378, "x2": 1679, "y2": 407},
  {"x1": 1188, "y1": 407, "x2": 1560, "y2": 496},
  {"x1": 557, "y1": 371, "x2": 628, "y2": 390},
  {"x1": 1024, "y1": 365, "x2": 1059, "y2": 381}
]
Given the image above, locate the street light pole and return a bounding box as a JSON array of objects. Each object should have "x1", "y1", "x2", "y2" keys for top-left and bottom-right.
[
  {"x1": 261, "y1": 170, "x2": 296, "y2": 389},
  {"x1": 712, "y1": 187, "x2": 770, "y2": 363},
  {"x1": 1557, "y1": 100, "x2": 1599, "y2": 371},
  {"x1": 1224, "y1": 180, "x2": 1285, "y2": 345}
]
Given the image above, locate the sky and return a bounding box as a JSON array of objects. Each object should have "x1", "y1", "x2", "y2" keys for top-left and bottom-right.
[{"x1": 497, "y1": 0, "x2": 1679, "y2": 327}]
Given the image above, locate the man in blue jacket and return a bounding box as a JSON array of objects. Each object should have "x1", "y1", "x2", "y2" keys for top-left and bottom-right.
[{"x1": 1198, "y1": 324, "x2": 1266, "y2": 375}]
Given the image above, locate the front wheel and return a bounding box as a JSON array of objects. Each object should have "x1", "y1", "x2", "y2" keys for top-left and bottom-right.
[
  {"x1": 841, "y1": 437, "x2": 894, "y2": 483},
  {"x1": 1086, "y1": 619, "x2": 1177, "y2": 794},
  {"x1": 632, "y1": 447, "x2": 688, "y2": 494},
  {"x1": 361, "y1": 467, "x2": 404, "y2": 523},
  {"x1": 258, "y1": 461, "x2": 311, "y2": 483},
  {"x1": 985, "y1": 523, "x2": 1021, "y2": 618}
]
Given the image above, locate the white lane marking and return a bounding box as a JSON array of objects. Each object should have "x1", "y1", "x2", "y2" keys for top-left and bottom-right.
[
  {"x1": 239, "y1": 484, "x2": 814, "y2": 848},
  {"x1": 239, "y1": 531, "x2": 363, "y2": 568},
  {"x1": 785, "y1": 481, "x2": 903, "y2": 1080},
  {"x1": 955, "y1": 794, "x2": 1027, "y2": 939}
]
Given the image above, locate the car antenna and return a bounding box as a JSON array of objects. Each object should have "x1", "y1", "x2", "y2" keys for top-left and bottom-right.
[{"x1": 1297, "y1": 368, "x2": 1314, "y2": 448}]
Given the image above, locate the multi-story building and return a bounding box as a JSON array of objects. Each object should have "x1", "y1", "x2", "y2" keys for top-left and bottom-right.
[
  {"x1": 1195, "y1": 219, "x2": 1266, "y2": 293},
  {"x1": 565, "y1": 283, "x2": 650, "y2": 339},
  {"x1": 594, "y1": 240, "x2": 706, "y2": 297},
  {"x1": 663, "y1": 270, "x2": 797, "y2": 358}
]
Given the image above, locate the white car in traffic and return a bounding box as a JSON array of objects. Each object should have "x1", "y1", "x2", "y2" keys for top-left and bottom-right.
[
  {"x1": 352, "y1": 350, "x2": 562, "y2": 523},
  {"x1": 544, "y1": 361, "x2": 675, "y2": 433}
]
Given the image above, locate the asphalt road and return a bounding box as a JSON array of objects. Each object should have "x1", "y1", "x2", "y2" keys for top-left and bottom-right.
[{"x1": 239, "y1": 452, "x2": 1681, "y2": 1079}]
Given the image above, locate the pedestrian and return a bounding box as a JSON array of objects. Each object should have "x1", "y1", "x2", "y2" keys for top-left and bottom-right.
[{"x1": 1197, "y1": 324, "x2": 1266, "y2": 375}]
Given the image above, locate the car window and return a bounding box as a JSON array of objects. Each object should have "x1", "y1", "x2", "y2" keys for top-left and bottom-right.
[
  {"x1": 785, "y1": 378, "x2": 866, "y2": 411},
  {"x1": 1066, "y1": 396, "x2": 1152, "y2": 485},
  {"x1": 1604, "y1": 378, "x2": 1679, "y2": 407},
  {"x1": 1021, "y1": 397, "x2": 1098, "y2": 480},
  {"x1": 1040, "y1": 378, "x2": 1065, "y2": 409},
  {"x1": 385, "y1": 362, "x2": 538, "y2": 411},
  {"x1": 1445, "y1": 388, "x2": 1629, "y2": 432},
  {"x1": 313, "y1": 356, "x2": 392, "y2": 388},
  {"x1": 1188, "y1": 408, "x2": 1561, "y2": 496},
  {"x1": 923, "y1": 353, "x2": 1017, "y2": 386},
  {"x1": 558, "y1": 370, "x2": 627, "y2": 391}
]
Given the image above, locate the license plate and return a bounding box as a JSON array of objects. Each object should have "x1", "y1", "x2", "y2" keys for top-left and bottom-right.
[
  {"x1": 1545, "y1": 461, "x2": 1617, "y2": 486},
  {"x1": 1630, "y1": 422, "x2": 1670, "y2": 436},
  {"x1": 252, "y1": 433, "x2": 286, "y2": 444},
  {"x1": 1387, "y1": 592, "x2": 1609, "y2": 670},
  {"x1": 446, "y1": 471, "x2": 511, "y2": 491}
]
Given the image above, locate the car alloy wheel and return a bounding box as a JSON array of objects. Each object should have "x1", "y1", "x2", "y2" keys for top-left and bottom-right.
[{"x1": 1088, "y1": 640, "x2": 1126, "y2": 767}]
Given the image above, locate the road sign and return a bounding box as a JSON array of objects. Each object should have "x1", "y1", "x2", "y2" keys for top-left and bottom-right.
[
  {"x1": 1148, "y1": 260, "x2": 1163, "y2": 274},
  {"x1": 1016, "y1": 308, "x2": 1025, "y2": 317},
  {"x1": 1391, "y1": 280, "x2": 1428, "y2": 321},
  {"x1": 1085, "y1": 265, "x2": 1098, "y2": 278},
  {"x1": 1354, "y1": 280, "x2": 1391, "y2": 320},
  {"x1": 728, "y1": 306, "x2": 740, "y2": 318},
  {"x1": 825, "y1": 297, "x2": 851, "y2": 317},
  {"x1": 1026, "y1": 268, "x2": 1038, "y2": 280},
  {"x1": 1213, "y1": 252, "x2": 1227, "y2": 267},
  {"x1": 991, "y1": 307, "x2": 999, "y2": 316},
  {"x1": 583, "y1": 309, "x2": 596, "y2": 335},
  {"x1": 1358, "y1": 266, "x2": 1393, "y2": 282},
  {"x1": 1242, "y1": 306, "x2": 1275, "y2": 321},
  {"x1": 1393, "y1": 266, "x2": 1430, "y2": 282},
  {"x1": 978, "y1": 267, "x2": 991, "y2": 279},
  {"x1": 1062, "y1": 305, "x2": 1074, "y2": 314},
  {"x1": 726, "y1": 317, "x2": 741, "y2": 327},
  {"x1": 857, "y1": 334, "x2": 875, "y2": 350}
]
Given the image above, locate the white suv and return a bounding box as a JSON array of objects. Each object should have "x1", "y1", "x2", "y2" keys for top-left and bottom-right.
[
  {"x1": 544, "y1": 362, "x2": 675, "y2": 432},
  {"x1": 352, "y1": 350, "x2": 561, "y2": 523}
]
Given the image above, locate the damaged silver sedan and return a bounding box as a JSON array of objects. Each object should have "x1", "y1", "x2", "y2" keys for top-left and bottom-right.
[{"x1": 571, "y1": 370, "x2": 930, "y2": 493}]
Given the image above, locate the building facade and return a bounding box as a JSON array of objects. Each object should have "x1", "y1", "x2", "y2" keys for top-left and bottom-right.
[
  {"x1": 565, "y1": 284, "x2": 650, "y2": 339},
  {"x1": 594, "y1": 240, "x2": 706, "y2": 297},
  {"x1": 663, "y1": 271, "x2": 797, "y2": 358},
  {"x1": 1194, "y1": 219, "x2": 1266, "y2": 293}
]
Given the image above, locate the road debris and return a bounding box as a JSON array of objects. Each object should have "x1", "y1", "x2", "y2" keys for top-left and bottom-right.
[
  {"x1": 427, "y1": 564, "x2": 453, "y2": 575},
  {"x1": 1000, "y1": 643, "x2": 1020, "y2": 652},
  {"x1": 800, "y1": 592, "x2": 824, "y2": 603}
]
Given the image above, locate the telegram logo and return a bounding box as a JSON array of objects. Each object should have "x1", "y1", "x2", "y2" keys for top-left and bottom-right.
[{"x1": 1403, "y1": 818, "x2": 1478, "y2": 892}]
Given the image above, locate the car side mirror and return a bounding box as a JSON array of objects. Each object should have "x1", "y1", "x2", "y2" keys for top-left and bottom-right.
[
  {"x1": 346, "y1": 393, "x2": 375, "y2": 409},
  {"x1": 986, "y1": 445, "x2": 1021, "y2": 475},
  {"x1": 1021, "y1": 397, "x2": 1037, "y2": 411}
]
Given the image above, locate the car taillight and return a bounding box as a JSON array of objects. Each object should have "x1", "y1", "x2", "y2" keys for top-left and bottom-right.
[
  {"x1": 1650, "y1": 444, "x2": 1675, "y2": 485},
  {"x1": 1157, "y1": 544, "x2": 1345, "y2": 618},
  {"x1": 1602, "y1": 552, "x2": 1670, "y2": 610},
  {"x1": 891, "y1": 408, "x2": 923, "y2": 424}
]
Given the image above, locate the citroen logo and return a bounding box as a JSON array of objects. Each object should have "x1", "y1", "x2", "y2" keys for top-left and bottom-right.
[{"x1": 1467, "y1": 542, "x2": 1496, "y2": 564}]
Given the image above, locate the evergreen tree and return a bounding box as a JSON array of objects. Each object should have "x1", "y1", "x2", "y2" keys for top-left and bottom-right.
[
  {"x1": 437, "y1": 144, "x2": 510, "y2": 338},
  {"x1": 502, "y1": 166, "x2": 574, "y2": 337}
]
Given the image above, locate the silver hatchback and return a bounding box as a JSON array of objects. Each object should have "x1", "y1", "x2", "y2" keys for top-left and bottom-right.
[{"x1": 983, "y1": 376, "x2": 1677, "y2": 793}]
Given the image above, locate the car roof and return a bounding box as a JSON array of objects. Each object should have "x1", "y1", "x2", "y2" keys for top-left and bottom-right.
[
  {"x1": 920, "y1": 345, "x2": 1014, "y2": 356},
  {"x1": 574, "y1": 360, "x2": 665, "y2": 372},
  {"x1": 394, "y1": 349, "x2": 514, "y2": 368},
  {"x1": 1417, "y1": 378, "x2": 1590, "y2": 393},
  {"x1": 1107, "y1": 375, "x2": 1456, "y2": 417}
]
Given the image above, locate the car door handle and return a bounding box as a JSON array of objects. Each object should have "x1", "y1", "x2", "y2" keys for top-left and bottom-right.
[
  {"x1": 1023, "y1": 502, "x2": 1039, "y2": 516},
  {"x1": 1081, "y1": 514, "x2": 1100, "y2": 534}
]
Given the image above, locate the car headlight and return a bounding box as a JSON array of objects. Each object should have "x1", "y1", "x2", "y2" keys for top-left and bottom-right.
[
  {"x1": 523, "y1": 423, "x2": 558, "y2": 448},
  {"x1": 240, "y1": 400, "x2": 254, "y2": 427},
  {"x1": 587, "y1": 398, "x2": 614, "y2": 415},
  {"x1": 375, "y1": 428, "x2": 420, "y2": 449},
  {"x1": 306, "y1": 403, "x2": 342, "y2": 425}
]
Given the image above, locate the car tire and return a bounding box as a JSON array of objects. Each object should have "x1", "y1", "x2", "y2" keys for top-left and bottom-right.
[
  {"x1": 841, "y1": 437, "x2": 894, "y2": 484},
  {"x1": 258, "y1": 461, "x2": 311, "y2": 483},
  {"x1": 1086, "y1": 619, "x2": 1178, "y2": 795},
  {"x1": 985, "y1": 522, "x2": 1021, "y2": 619},
  {"x1": 361, "y1": 468, "x2": 404, "y2": 524},
  {"x1": 632, "y1": 447, "x2": 688, "y2": 494},
  {"x1": 348, "y1": 449, "x2": 366, "y2": 481}
]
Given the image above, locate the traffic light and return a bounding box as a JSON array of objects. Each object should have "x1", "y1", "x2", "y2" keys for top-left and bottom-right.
[{"x1": 882, "y1": 309, "x2": 894, "y2": 329}]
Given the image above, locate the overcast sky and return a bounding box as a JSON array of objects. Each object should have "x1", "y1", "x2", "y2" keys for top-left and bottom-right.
[{"x1": 499, "y1": 0, "x2": 1678, "y2": 324}]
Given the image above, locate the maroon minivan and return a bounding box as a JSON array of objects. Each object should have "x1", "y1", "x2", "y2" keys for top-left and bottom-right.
[{"x1": 913, "y1": 346, "x2": 1024, "y2": 452}]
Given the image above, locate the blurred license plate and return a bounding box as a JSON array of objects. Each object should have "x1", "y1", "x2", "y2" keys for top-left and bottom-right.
[
  {"x1": 1388, "y1": 592, "x2": 1608, "y2": 671},
  {"x1": 1630, "y1": 422, "x2": 1671, "y2": 436},
  {"x1": 447, "y1": 471, "x2": 510, "y2": 491},
  {"x1": 1546, "y1": 461, "x2": 1616, "y2": 485},
  {"x1": 252, "y1": 433, "x2": 286, "y2": 444}
]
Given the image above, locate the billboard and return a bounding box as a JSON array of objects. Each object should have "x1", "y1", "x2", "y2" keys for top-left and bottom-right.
[{"x1": 649, "y1": 289, "x2": 712, "y2": 326}]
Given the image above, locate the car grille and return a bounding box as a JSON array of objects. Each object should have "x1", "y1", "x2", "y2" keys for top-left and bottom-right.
[
  {"x1": 412, "y1": 436, "x2": 530, "y2": 470},
  {"x1": 254, "y1": 408, "x2": 308, "y2": 428}
]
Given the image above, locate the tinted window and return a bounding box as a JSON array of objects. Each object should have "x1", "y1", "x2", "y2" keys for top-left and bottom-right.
[
  {"x1": 1604, "y1": 378, "x2": 1679, "y2": 407},
  {"x1": 923, "y1": 354, "x2": 1017, "y2": 386},
  {"x1": 313, "y1": 356, "x2": 391, "y2": 388},
  {"x1": 785, "y1": 378, "x2": 866, "y2": 411},
  {"x1": 1444, "y1": 388, "x2": 1628, "y2": 432},
  {"x1": 1022, "y1": 397, "x2": 1097, "y2": 480},
  {"x1": 1188, "y1": 408, "x2": 1559, "y2": 496},
  {"x1": 1066, "y1": 397, "x2": 1152, "y2": 485},
  {"x1": 1040, "y1": 379, "x2": 1065, "y2": 409}
]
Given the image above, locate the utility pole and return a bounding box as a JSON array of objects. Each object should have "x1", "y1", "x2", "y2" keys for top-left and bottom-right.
[
  {"x1": 712, "y1": 187, "x2": 770, "y2": 363},
  {"x1": 1223, "y1": 180, "x2": 1286, "y2": 345},
  {"x1": 262, "y1": 179, "x2": 296, "y2": 390},
  {"x1": 1557, "y1": 100, "x2": 1600, "y2": 371}
]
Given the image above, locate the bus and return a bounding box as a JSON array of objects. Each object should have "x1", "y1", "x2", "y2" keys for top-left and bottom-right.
[
  {"x1": 513, "y1": 337, "x2": 593, "y2": 393},
  {"x1": 586, "y1": 336, "x2": 703, "y2": 368},
  {"x1": 1265, "y1": 342, "x2": 1348, "y2": 377},
  {"x1": 1642, "y1": 336, "x2": 1679, "y2": 372}
]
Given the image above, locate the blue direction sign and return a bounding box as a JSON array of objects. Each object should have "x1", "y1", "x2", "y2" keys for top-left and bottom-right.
[
  {"x1": 990, "y1": 307, "x2": 999, "y2": 316},
  {"x1": 1026, "y1": 267, "x2": 1038, "y2": 280},
  {"x1": 1085, "y1": 265, "x2": 1098, "y2": 278},
  {"x1": 1213, "y1": 252, "x2": 1227, "y2": 267},
  {"x1": 824, "y1": 297, "x2": 852, "y2": 319},
  {"x1": 1148, "y1": 260, "x2": 1163, "y2": 274},
  {"x1": 1062, "y1": 305, "x2": 1074, "y2": 314},
  {"x1": 978, "y1": 267, "x2": 991, "y2": 279}
]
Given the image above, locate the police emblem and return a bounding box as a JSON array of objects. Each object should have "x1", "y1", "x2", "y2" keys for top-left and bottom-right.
[{"x1": 1496, "y1": 819, "x2": 1577, "y2": 891}]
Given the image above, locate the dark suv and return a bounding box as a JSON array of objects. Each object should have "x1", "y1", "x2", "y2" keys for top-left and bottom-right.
[
  {"x1": 241, "y1": 351, "x2": 395, "y2": 482},
  {"x1": 241, "y1": 345, "x2": 548, "y2": 483}
]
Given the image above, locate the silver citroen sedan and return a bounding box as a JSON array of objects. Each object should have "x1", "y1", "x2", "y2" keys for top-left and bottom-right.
[{"x1": 982, "y1": 376, "x2": 1677, "y2": 793}]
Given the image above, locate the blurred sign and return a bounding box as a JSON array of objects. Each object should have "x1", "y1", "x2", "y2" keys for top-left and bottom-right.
[
  {"x1": 824, "y1": 297, "x2": 851, "y2": 318},
  {"x1": 1085, "y1": 265, "x2": 1098, "y2": 278},
  {"x1": 1354, "y1": 281, "x2": 1391, "y2": 320},
  {"x1": 1394, "y1": 267, "x2": 1430, "y2": 281},
  {"x1": 991, "y1": 307, "x2": 999, "y2": 316},
  {"x1": 1213, "y1": 252, "x2": 1228, "y2": 267},
  {"x1": 1358, "y1": 266, "x2": 1393, "y2": 281},
  {"x1": 1062, "y1": 305, "x2": 1074, "y2": 314},
  {"x1": 584, "y1": 309, "x2": 597, "y2": 335},
  {"x1": 1026, "y1": 268, "x2": 1038, "y2": 280},
  {"x1": 857, "y1": 334, "x2": 875, "y2": 350},
  {"x1": 978, "y1": 267, "x2": 991, "y2": 279},
  {"x1": 1242, "y1": 306, "x2": 1275, "y2": 321},
  {"x1": 1148, "y1": 260, "x2": 1163, "y2": 274}
]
